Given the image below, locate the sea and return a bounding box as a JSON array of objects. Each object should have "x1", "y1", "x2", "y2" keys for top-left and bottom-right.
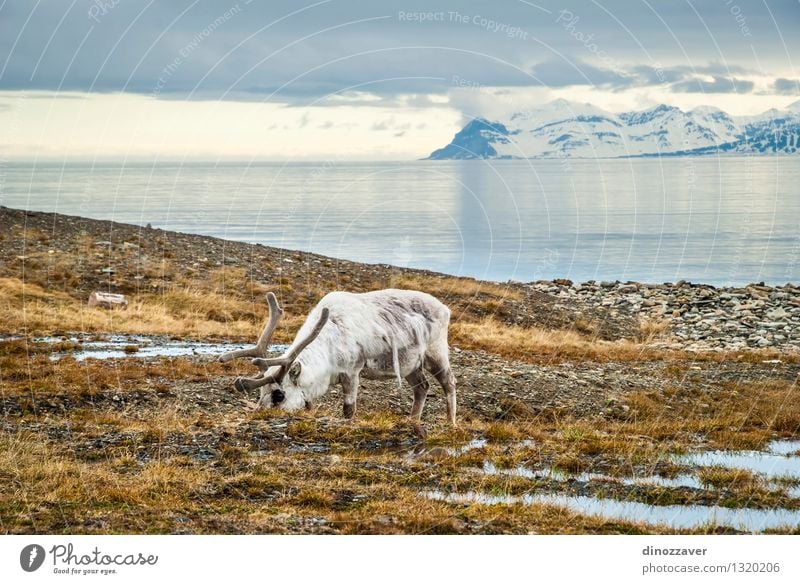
[{"x1": 2, "y1": 156, "x2": 799, "y2": 286}]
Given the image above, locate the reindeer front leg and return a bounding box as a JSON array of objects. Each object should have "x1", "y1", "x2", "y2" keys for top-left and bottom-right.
[
  {"x1": 339, "y1": 373, "x2": 359, "y2": 419},
  {"x1": 406, "y1": 368, "x2": 429, "y2": 421}
]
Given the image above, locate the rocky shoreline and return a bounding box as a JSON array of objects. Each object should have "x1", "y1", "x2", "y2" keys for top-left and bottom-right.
[{"x1": 530, "y1": 279, "x2": 800, "y2": 352}]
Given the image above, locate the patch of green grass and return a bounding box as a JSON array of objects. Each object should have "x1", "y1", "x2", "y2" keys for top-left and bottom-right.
[{"x1": 698, "y1": 467, "x2": 762, "y2": 490}]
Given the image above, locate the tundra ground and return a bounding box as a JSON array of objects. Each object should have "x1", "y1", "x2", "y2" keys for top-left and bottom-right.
[{"x1": 1, "y1": 207, "x2": 799, "y2": 534}]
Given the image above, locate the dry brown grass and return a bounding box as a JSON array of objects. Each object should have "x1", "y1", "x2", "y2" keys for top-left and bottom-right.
[
  {"x1": 0, "y1": 342, "x2": 233, "y2": 398},
  {"x1": 2, "y1": 350, "x2": 798, "y2": 534},
  {"x1": 0, "y1": 429, "x2": 672, "y2": 535},
  {"x1": 484, "y1": 422, "x2": 524, "y2": 443},
  {"x1": 0, "y1": 277, "x2": 286, "y2": 340},
  {"x1": 699, "y1": 467, "x2": 762, "y2": 490},
  {"x1": 449, "y1": 317, "x2": 659, "y2": 362},
  {"x1": 0, "y1": 433, "x2": 217, "y2": 531},
  {"x1": 387, "y1": 274, "x2": 522, "y2": 302},
  {"x1": 638, "y1": 318, "x2": 671, "y2": 342},
  {"x1": 620, "y1": 379, "x2": 800, "y2": 449},
  {"x1": 1, "y1": 275, "x2": 661, "y2": 363},
  {"x1": 6, "y1": 271, "x2": 792, "y2": 371}
]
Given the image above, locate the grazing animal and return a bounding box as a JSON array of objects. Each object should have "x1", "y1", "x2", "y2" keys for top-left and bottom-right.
[{"x1": 219, "y1": 289, "x2": 457, "y2": 425}]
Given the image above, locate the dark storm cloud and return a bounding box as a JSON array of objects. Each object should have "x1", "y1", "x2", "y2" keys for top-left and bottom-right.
[
  {"x1": 524, "y1": 60, "x2": 759, "y2": 92},
  {"x1": 0, "y1": 0, "x2": 797, "y2": 101},
  {"x1": 528, "y1": 58, "x2": 634, "y2": 87},
  {"x1": 774, "y1": 78, "x2": 800, "y2": 95},
  {"x1": 628, "y1": 64, "x2": 684, "y2": 85},
  {"x1": 670, "y1": 75, "x2": 755, "y2": 93}
]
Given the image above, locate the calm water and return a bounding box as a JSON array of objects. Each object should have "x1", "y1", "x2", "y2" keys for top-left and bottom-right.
[
  {"x1": 422, "y1": 439, "x2": 800, "y2": 532},
  {"x1": 422, "y1": 490, "x2": 800, "y2": 532},
  {"x1": 2, "y1": 157, "x2": 799, "y2": 285}
]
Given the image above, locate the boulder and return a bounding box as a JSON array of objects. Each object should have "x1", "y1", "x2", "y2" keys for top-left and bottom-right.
[{"x1": 88, "y1": 291, "x2": 128, "y2": 310}]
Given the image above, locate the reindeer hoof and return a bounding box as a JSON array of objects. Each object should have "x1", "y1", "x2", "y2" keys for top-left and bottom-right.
[
  {"x1": 233, "y1": 377, "x2": 247, "y2": 392},
  {"x1": 413, "y1": 423, "x2": 428, "y2": 439}
]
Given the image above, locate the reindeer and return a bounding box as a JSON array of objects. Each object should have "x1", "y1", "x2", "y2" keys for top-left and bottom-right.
[{"x1": 219, "y1": 290, "x2": 457, "y2": 426}]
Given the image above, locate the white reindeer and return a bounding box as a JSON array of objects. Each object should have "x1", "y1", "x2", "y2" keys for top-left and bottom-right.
[{"x1": 219, "y1": 290, "x2": 457, "y2": 426}]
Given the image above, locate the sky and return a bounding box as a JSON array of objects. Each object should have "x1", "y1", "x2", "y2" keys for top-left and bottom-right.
[{"x1": 0, "y1": 0, "x2": 798, "y2": 160}]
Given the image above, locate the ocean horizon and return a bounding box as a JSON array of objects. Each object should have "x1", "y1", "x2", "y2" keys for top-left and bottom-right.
[{"x1": 2, "y1": 156, "x2": 799, "y2": 286}]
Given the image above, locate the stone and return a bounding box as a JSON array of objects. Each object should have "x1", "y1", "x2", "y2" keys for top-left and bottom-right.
[
  {"x1": 88, "y1": 291, "x2": 128, "y2": 310},
  {"x1": 767, "y1": 307, "x2": 788, "y2": 320}
]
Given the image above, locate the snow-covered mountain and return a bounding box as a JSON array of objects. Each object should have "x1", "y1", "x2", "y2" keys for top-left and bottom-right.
[{"x1": 426, "y1": 99, "x2": 800, "y2": 159}]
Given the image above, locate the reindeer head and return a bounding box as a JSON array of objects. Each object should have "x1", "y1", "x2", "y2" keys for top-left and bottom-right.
[
  {"x1": 219, "y1": 292, "x2": 329, "y2": 412},
  {"x1": 252, "y1": 359, "x2": 309, "y2": 412}
]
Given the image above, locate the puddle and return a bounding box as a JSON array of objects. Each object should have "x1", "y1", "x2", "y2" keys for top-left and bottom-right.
[
  {"x1": 482, "y1": 438, "x2": 800, "y2": 494},
  {"x1": 422, "y1": 438, "x2": 800, "y2": 532},
  {"x1": 766, "y1": 440, "x2": 800, "y2": 456},
  {"x1": 26, "y1": 334, "x2": 289, "y2": 361},
  {"x1": 624, "y1": 474, "x2": 704, "y2": 490},
  {"x1": 405, "y1": 438, "x2": 488, "y2": 461},
  {"x1": 482, "y1": 462, "x2": 705, "y2": 490},
  {"x1": 421, "y1": 490, "x2": 800, "y2": 532},
  {"x1": 480, "y1": 438, "x2": 800, "y2": 492},
  {"x1": 446, "y1": 438, "x2": 488, "y2": 455},
  {"x1": 674, "y1": 439, "x2": 800, "y2": 481}
]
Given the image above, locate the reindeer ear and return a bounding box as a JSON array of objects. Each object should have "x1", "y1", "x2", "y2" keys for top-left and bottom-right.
[{"x1": 288, "y1": 361, "x2": 302, "y2": 382}]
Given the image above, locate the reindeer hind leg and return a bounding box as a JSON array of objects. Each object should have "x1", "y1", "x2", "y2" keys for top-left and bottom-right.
[{"x1": 425, "y1": 348, "x2": 457, "y2": 426}]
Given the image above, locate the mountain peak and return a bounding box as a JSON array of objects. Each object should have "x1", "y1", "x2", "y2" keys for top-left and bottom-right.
[
  {"x1": 618, "y1": 103, "x2": 682, "y2": 126},
  {"x1": 639, "y1": 103, "x2": 682, "y2": 117},
  {"x1": 787, "y1": 99, "x2": 800, "y2": 113},
  {"x1": 426, "y1": 101, "x2": 800, "y2": 159},
  {"x1": 425, "y1": 118, "x2": 510, "y2": 160},
  {"x1": 546, "y1": 98, "x2": 586, "y2": 108},
  {"x1": 690, "y1": 105, "x2": 724, "y2": 116},
  {"x1": 544, "y1": 98, "x2": 607, "y2": 113},
  {"x1": 461, "y1": 117, "x2": 504, "y2": 129}
]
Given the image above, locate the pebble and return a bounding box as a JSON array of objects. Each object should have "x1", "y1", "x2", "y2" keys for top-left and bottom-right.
[{"x1": 526, "y1": 279, "x2": 800, "y2": 352}]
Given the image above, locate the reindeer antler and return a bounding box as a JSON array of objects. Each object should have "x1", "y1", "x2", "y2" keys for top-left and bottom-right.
[
  {"x1": 251, "y1": 307, "x2": 329, "y2": 380},
  {"x1": 218, "y1": 292, "x2": 283, "y2": 363}
]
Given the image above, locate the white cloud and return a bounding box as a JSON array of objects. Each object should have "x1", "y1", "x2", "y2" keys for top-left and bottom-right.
[{"x1": 0, "y1": 91, "x2": 461, "y2": 160}]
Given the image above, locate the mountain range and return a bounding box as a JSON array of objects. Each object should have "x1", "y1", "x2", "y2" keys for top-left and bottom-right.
[{"x1": 426, "y1": 99, "x2": 800, "y2": 159}]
